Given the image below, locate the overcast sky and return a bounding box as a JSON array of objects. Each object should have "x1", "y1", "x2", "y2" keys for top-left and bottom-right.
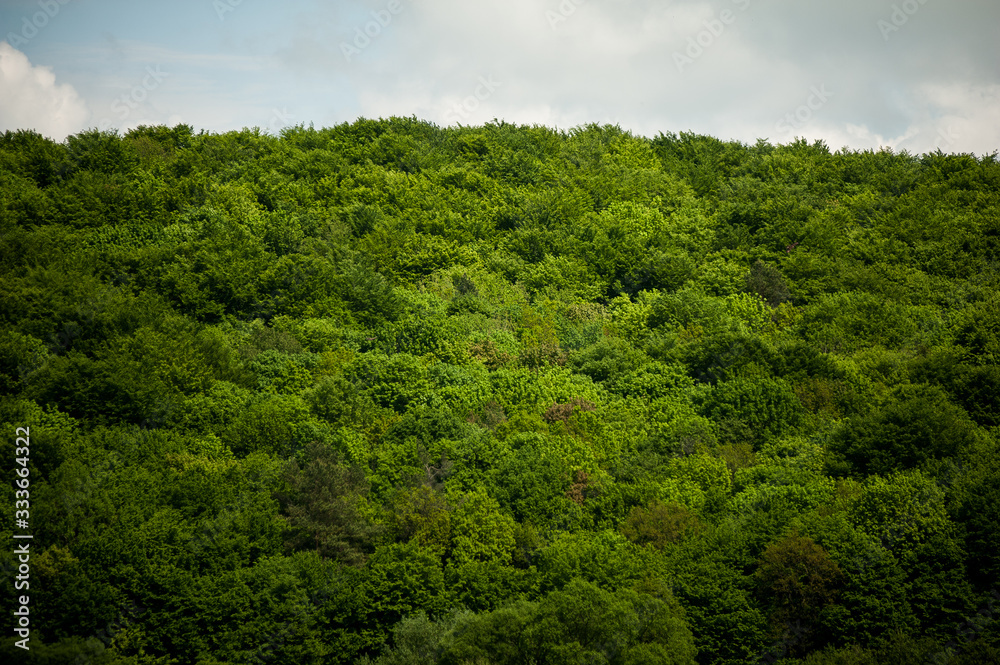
[{"x1": 1, "y1": 0, "x2": 998, "y2": 155}]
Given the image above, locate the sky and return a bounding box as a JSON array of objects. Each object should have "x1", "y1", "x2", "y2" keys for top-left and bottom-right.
[{"x1": 1, "y1": 0, "x2": 998, "y2": 155}]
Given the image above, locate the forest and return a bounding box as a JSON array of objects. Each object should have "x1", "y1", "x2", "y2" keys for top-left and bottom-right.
[{"x1": 0, "y1": 118, "x2": 998, "y2": 665}]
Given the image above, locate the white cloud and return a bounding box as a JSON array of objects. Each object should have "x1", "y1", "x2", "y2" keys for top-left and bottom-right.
[
  {"x1": 907, "y1": 82, "x2": 1000, "y2": 155},
  {"x1": 0, "y1": 41, "x2": 89, "y2": 140},
  {"x1": 3, "y1": 1, "x2": 995, "y2": 153},
  {"x1": 811, "y1": 83, "x2": 1000, "y2": 155},
  {"x1": 305, "y1": 0, "x2": 998, "y2": 154}
]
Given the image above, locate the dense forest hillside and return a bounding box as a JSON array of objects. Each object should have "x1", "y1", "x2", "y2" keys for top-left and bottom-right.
[{"x1": 1, "y1": 119, "x2": 998, "y2": 665}]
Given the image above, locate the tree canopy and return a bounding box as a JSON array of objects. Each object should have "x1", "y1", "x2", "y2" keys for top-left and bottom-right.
[{"x1": 1, "y1": 120, "x2": 998, "y2": 664}]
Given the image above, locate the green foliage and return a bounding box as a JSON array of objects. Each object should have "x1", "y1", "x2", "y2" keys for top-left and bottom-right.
[
  {"x1": 660, "y1": 535, "x2": 770, "y2": 665},
  {"x1": 830, "y1": 384, "x2": 981, "y2": 476},
  {"x1": 795, "y1": 292, "x2": 927, "y2": 354},
  {"x1": 376, "y1": 578, "x2": 697, "y2": 665},
  {"x1": 620, "y1": 500, "x2": 702, "y2": 548},
  {"x1": 954, "y1": 460, "x2": 1000, "y2": 586},
  {"x1": 354, "y1": 352, "x2": 430, "y2": 412},
  {"x1": 364, "y1": 542, "x2": 451, "y2": 630},
  {"x1": 223, "y1": 393, "x2": 314, "y2": 457},
  {"x1": 952, "y1": 293, "x2": 1000, "y2": 365},
  {"x1": 3, "y1": 119, "x2": 998, "y2": 664},
  {"x1": 448, "y1": 488, "x2": 516, "y2": 567},
  {"x1": 746, "y1": 260, "x2": 792, "y2": 307},
  {"x1": 701, "y1": 374, "x2": 804, "y2": 448},
  {"x1": 526, "y1": 578, "x2": 697, "y2": 665},
  {"x1": 275, "y1": 440, "x2": 377, "y2": 565},
  {"x1": 536, "y1": 530, "x2": 643, "y2": 592},
  {"x1": 372, "y1": 610, "x2": 467, "y2": 665},
  {"x1": 798, "y1": 510, "x2": 915, "y2": 647},
  {"x1": 487, "y1": 432, "x2": 589, "y2": 529},
  {"x1": 65, "y1": 129, "x2": 140, "y2": 177},
  {"x1": 754, "y1": 535, "x2": 845, "y2": 656},
  {"x1": 849, "y1": 470, "x2": 950, "y2": 554},
  {"x1": 247, "y1": 348, "x2": 319, "y2": 394},
  {"x1": 568, "y1": 337, "x2": 648, "y2": 384}
]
